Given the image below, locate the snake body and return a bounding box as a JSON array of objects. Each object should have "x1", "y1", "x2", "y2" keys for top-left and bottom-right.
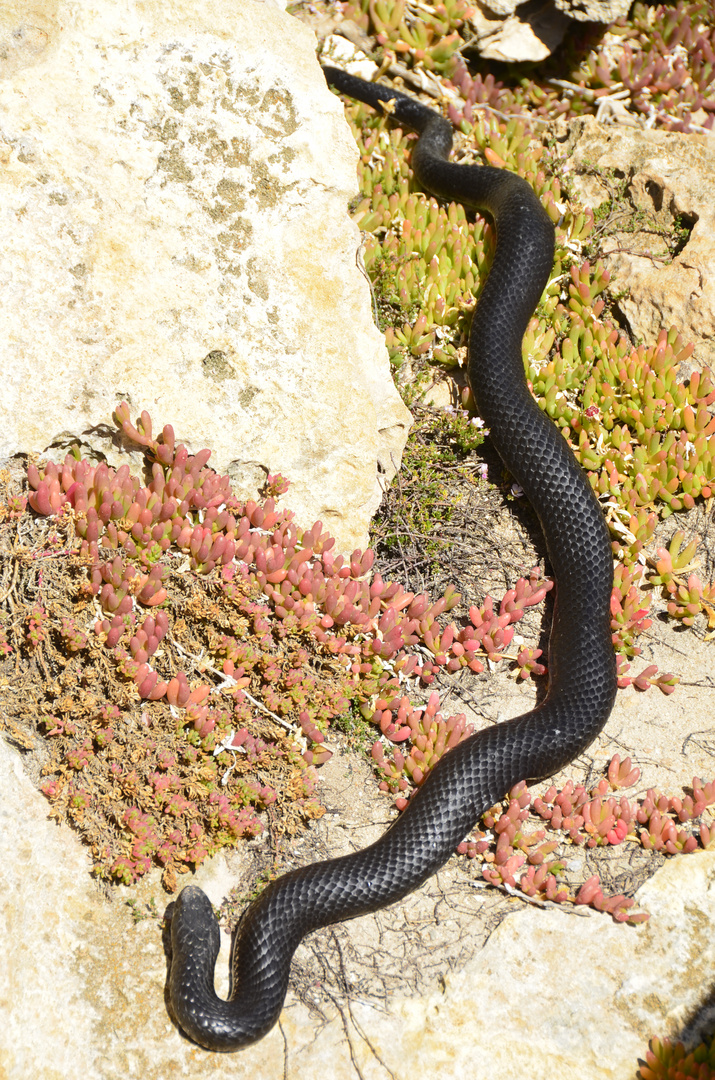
[{"x1": 168, "y1": 67, "x2": 617, "y2": 1051}]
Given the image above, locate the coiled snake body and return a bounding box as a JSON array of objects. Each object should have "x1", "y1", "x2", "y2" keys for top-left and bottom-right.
[{"x1": 168, "y1": 67, "x2": 617, "y2": 1051}]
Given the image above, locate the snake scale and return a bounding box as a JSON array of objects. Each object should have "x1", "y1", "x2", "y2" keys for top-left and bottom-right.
[{"x1": 167, "y1": 66, "x2": 618, "y2": 1051}]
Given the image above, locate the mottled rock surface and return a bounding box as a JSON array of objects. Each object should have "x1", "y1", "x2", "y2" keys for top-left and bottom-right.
[
  {"x1": 0, "y1": 0, "x2": 411, "y2": 553},
  {"x1": 464, "y1": 0, "x2": 630, "y2": 64},
  {"x1": 467, "y1": 2, "x2": 572, "y2": 63},
  {"x1": 481, "y1": 0, "x2": 630, "y2": 20},
  {"x1": 563, "y1": 117, "x2": 715, "y2": 368}
]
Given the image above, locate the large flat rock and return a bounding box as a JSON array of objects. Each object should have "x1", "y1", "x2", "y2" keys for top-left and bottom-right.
[
  {"x1": 564, "y1": 117, "x2": 715, "y2": 369},
  {"x1": 0, "y1": 0, "x2": 411, "y2": 552}
]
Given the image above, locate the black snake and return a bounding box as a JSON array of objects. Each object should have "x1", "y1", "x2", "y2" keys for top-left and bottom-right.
[{"x1": 167, "y1": 66, "x2": 617, "y2": 1051}]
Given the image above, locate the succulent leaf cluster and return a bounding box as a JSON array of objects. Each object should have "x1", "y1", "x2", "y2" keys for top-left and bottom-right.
[
  {"x1": 340, "y1": 0, "x2": 475, "y2": 73},
  {"x1": 328, "y1": 15, "x2": 715, "y2": 688},
  {"x1": 16, "y1": 406, "x2": 715, "y2": 923},
  {"x1": 639, "y1": 1033, "x2": 715, "y2": 1080},
  {"x1": 18, "y1": 406, "x2": 715, "y2": 920},
  {"x1": 336, "y1": 0, "x2": 714, "y2": 132},
  {"x1": 456, "y1": 755, "x2": 715, "y2": 924},
  {"x1": 580, "y1": 1, "x2": 715, "y2": 133},
  {"x1": 22, "y1": 405, "x2": 561, "y2": 887}
]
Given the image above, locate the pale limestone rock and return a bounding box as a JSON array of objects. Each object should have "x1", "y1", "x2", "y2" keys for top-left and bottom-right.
[
  {"x1": 553, "y1": 0, "x2": 631, "y2": 18},
  {"x1": 0, "y1": 738, "x2": 99, "y2": 1078},
  {"x1": 466, "y1": 0, "x2": 629, "y2": 65},
  {"x1": 284, "y1": 857, "x2": 715, "y2": 1080},
  {"x1": 321, "y1": 33, "x2": 378, "y2": 81},
  {"x1": 481, "y1": 0, "x2": 630, "y2": 21},
  {"x1": 0, "y1": 0, "x2": 411, "y2": 554},
  {"x1": 563, "y1": 117, "x2": 715, "y2": 367},
  {"x1": 468, "y1": 2, "x2": 571, "y2": 63}
]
